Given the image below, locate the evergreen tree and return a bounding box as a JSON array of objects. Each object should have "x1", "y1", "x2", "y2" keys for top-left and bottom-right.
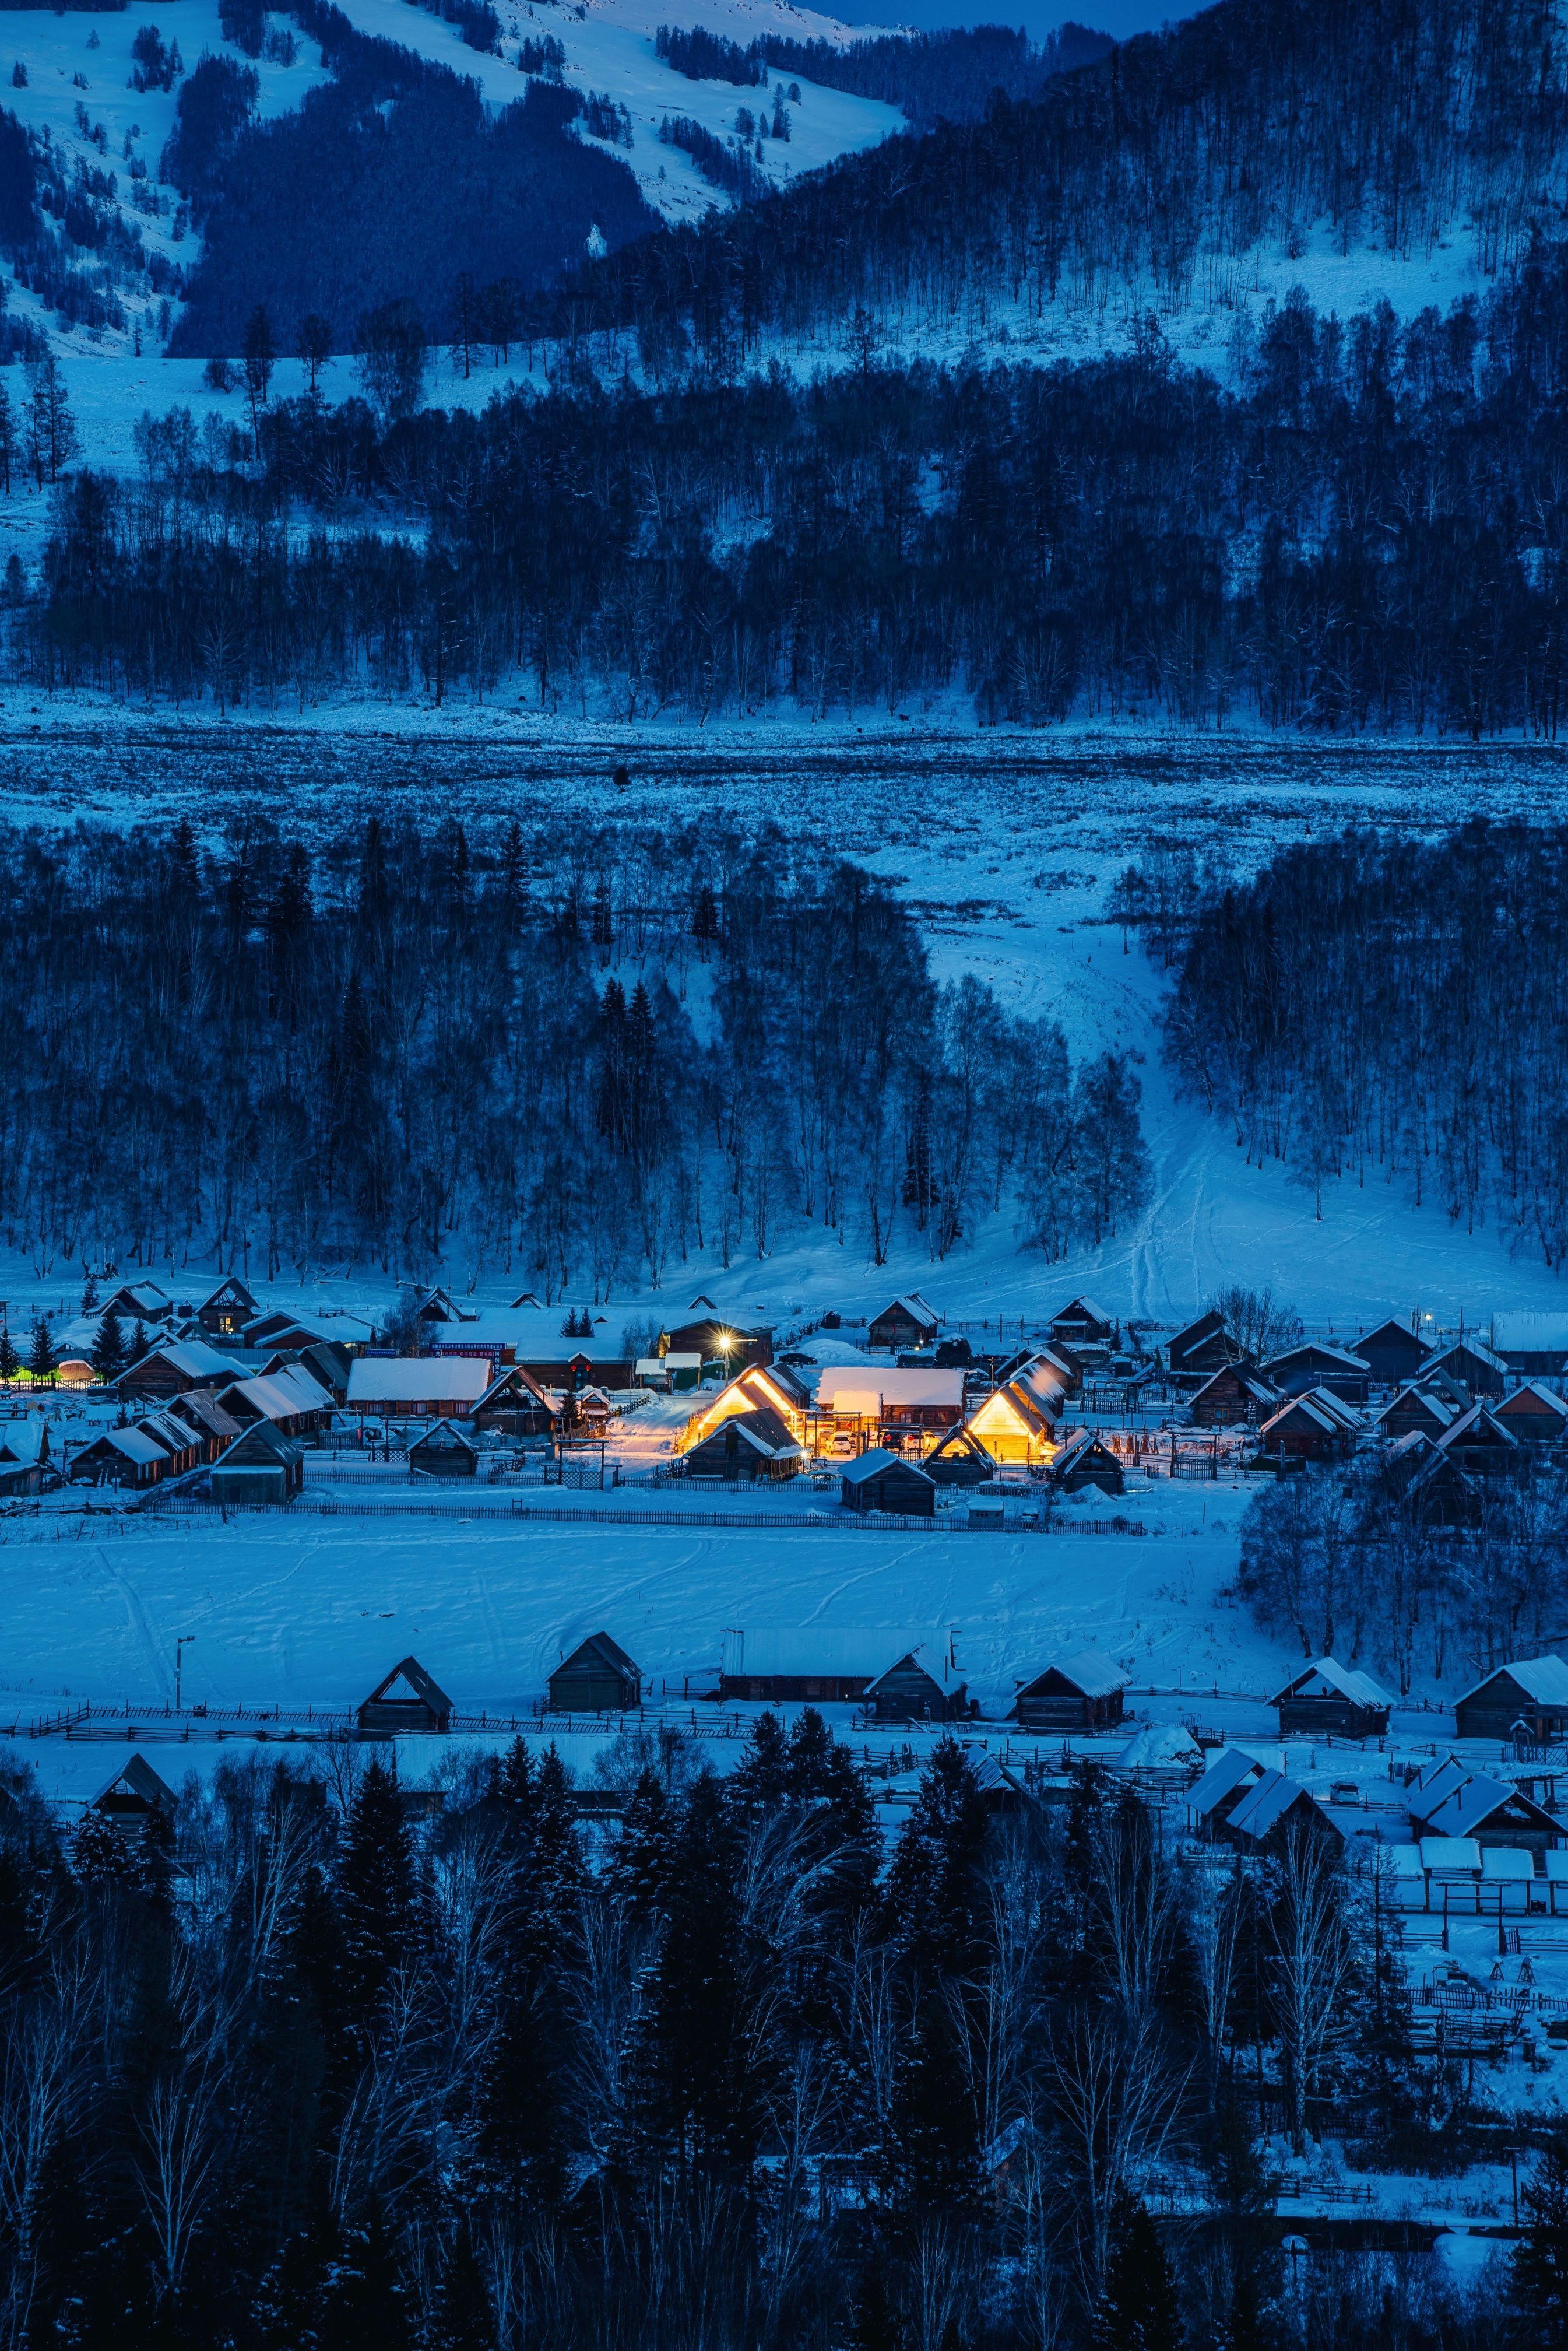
[
  {"x1": 0, "y1": 1325, "x2": 17, "y2": 1384},
  {"x1": 609, "y1": 1766, "x2": 674, "y2": 1919},
  {"x1": 129, "y1": 1318, "x2": 149, "y2": 1368},
  {"x1": 336, "y1": 1757, "x2": 417, "y2": 2037},
  {"x1": 1092, "y1": 2186, "x2": 1185, "y2": 2351},
  {"x1": 1515, "y1": 2129, "x2": 1568, "y2": 2343},
  {"x1": 882, "y1": 1735, "x2": 990, "y2": 1976},
  {"x1": 89, "y1": 1307, "x2": 126, "y2": 1383},
  {"x1": 730, "y1": 1710, "x2": 790, "y2": 1809},
  {"x1": 885, "y1": 1990, "x2": 982, "y2": 2213},
  {"x1": 80, "y1": 1269, "x2": 99, "y2": 1314},
  {"x1": 26, "y1": 1315, "x2": 55, "y2": 1382}
]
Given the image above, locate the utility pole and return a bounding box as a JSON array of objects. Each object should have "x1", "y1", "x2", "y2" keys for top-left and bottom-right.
[{"x1": 175, "y1": 1635, "x2": 195, "y2": 1713}]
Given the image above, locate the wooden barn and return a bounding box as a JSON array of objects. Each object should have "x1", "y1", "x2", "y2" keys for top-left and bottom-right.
[
  {"x1": 1047, "y1": 1429, "x2": 1124, "y2": 1496},
  {"x1": 1166, "y1": 1310, "x2": 1233, "y2": 1382},
  {"x1": 1270, "y1": 1657, "x2": 1392, "y2": 1738},
  {"x1": 721, "y1": 1626, "x2": 912, "y2": 1703},
  {"x1": 134, "y1": 1410, "x2": 202, "y2": 1478},
  {"x1": 683, "y1": 1405, "x2": 803, "y2": 1481},
  {"x1": 1217, "y1": 1771, "x2": 1342, "y2": 1852},
  {"x1": 1434, "y1": 1403, "x2": 1525, "y2": 1479},
  {"x1": 1496, "y1": 1382, "x2": 1568, "y2": 1446},
  {"x1": 195, "y1": 1276, "x2": 260, "y2": 1338},
  {"x1": 1260, "y1": 1342, "x2": 1372, "y2": 1404},
  {"x1": 1407, "y1": 1755, "x2": 1563, "y2": 1851},
  {"x1": 90, "y1": 1753, "x2": 177, "y2": 1823},
  {"x1": 1454, "y1": 1657, "x2": 1568, "y2": 1745},
  {"x1": 1254, "y1": 1392, "x2": 1357, "y2": 1464},
  {"x1": 210, "y1": 1422, "x2": 304, "y2": 1504},
  {"x1": 923, "y1": 1426, "x2": 998, "y2": 1486},
  {"x1": 1013, "y1": 1650, "x2": 1128, "y2": 1731},
  {"x1": 839, "y1": 1449, "x2": 937, "y2": 1517},
  {"x1": 473, "y1": 1363, "x2": 557, "y2": 1437},
  {"x1": 1355, "y1": 1318, "x2": 1430, "y2": 1387},
  {"x1": 1490, "y1": 1312, "x2": 1568, "y2": 1378},
  {"x1": 1049, "y1": 1296, "x2": 1117, "y2": 1350},
  {"x1": 117, "y1": 1339, "x2": 245, "y2": 1401},
  {"x1": 868, "y1": 1293, "x2": 941, "y2": 1352},
  {"x1": 407, "y1": 1421, "x2": 479, "y2": 1478},
  {"x1": 1189, "y1": 1361, "x2": 1279, "y2": 1427},
  {"x1": 549, "y1": 1631, "x2": 642, "y2": 1713},
  {"x1": 68, "y1": 1426, "x2": 173, "y2": 1489},
  {"x1": 1376, "y1": 1385, "x2": 1459, "y2": 1443},
  {"x1": 357, "y1": 1657, "x2": 454, "y2": 1736},
  {"x1": 1423, "y1": 1338, "x2": 1508, "y2": 1399},
  {"x1": 865, "y1": 1644, "x2": 969, "y2": 1722}
]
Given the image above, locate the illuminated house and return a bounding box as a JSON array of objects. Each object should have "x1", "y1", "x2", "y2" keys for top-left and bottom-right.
[
  {"x1": 814, "y1": 1369, "x2": 965, "y2": 1448},
  {"x1": 678, "y1": 1363, "x2": 811, "y2": 1451},
  {"x1": 963, "y1": 1356, "x2": 1069, "y2": 1465}
]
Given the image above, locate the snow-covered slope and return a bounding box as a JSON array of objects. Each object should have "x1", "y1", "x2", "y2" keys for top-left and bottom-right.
[{"x1": 333, "y1": 0, "x2": 903, "y2": 224}]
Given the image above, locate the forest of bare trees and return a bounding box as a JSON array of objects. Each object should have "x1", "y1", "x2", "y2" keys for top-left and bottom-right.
[
  {"x1": 0, "y1": 1718, "x2": 1509, "y2": 2350},
  {"x1": 0, "y1": 817, "x2": 1148, "y2": 1288}
]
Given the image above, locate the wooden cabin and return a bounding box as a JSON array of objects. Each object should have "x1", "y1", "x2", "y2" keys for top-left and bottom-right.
[
  {"x1": 1407, "y1": 1755, "x2": 1562, "y2": 1852},
  {"x1": 865, "y1": 1646, "x2": 969, "y2": 1722},
  {"x1": 1217, "y1": 1772, "x2": 1342, "y2": 1852},
  {"x1": 1166, "y1": 1310, "x2": 1233, "y2": 1382},
  {"x1": 839, "y1": 1449, "x2": 937, "y2": 1517},
  {"x1": 1189, "y1": 1360, "x2": 1278, "y2": 1427},
  {"x1": 1270, "y1": 1658, "x2": 1392, "y2": 1738},
  {"x1": 1423, "y1": 1339, "x2": 1507, "y2": 1399},
  {"x1": 166, "y1": 1387, "x2": 244, "y2": 1462},
  {"x1": 1435, "y1": 1404, "x2": 1524, "y2": 1479},
  {"x1": 1049, "y1": 1296, "x2": 1117, "y2": 1350},
  {"x1": 1186, "y1": 1747, "x2": 1269, "y2": 1836},
  {"x1": 195, "y1": 1276, "x2": 259, "y2": 1338},
  {"x1": 68, "y1": 1426, "x2": 173, "y2": 1489},
  {"x1": 215, "y1": 1366, "x2": 333, "y2": 1439},
  {"x1": 923, "y1": 1426, "x2": 998, "y2": 1486},
  {"x1": 815, "y1": 1369, "x2": 965, "y2": 1444},
  {"x1": 473, "y1": 1363, "x2": 557, "y2": 1437},
  {"x1": 1260, "y1": 1342, "x2": 1372, "y2": 1404},
  {"x1": 101, "y1": 1281, "x2": 173, "y2": 1327},
  {"x1": 210, "y1": 1422, "x2": 304, "y2": 1503},
  {"x1": 1402, "y1": 1445, "x2": 1481, "y2": 1530},
  {"x1": 719, "y1": 1627, "x2": 930, "y2": 1703},
  {"x1": 1496, "y1": 1382, "x2": 1568, "y2": 1446},
  {"x1": 1047, "y1": 1429, "x2": 1124, "y2": 1496},
  {"x1": 1377, "y1": 1385, "x2": 1459, "y2": 1443},
  {"x1": 663, "y1": 1317, "x2": 773, "y2": 1370},
  {"x1": 549, "y1": 1631, "x2": 642, "y2": 1713},
  {"x1": 357, "y1": 1656, "x2": 454, "y2": 1736},
  {"x1": 1454, "y1": 1657, "x2": 1568, "y2": 1744},
  {"x1": 346, "y1": 1357, "x2": 492, "y2": 1420},
  {"x1": 1490, "y1": 1313, "x2": 1568, "y2": 1378},
  {"x1": 90, "y1": 1753, "x2": 177, "y2": 1823},
  {"x1": 680, "y1": 1364, "x2": 810, "y2": 1455},
  {"x1": 117, "y1": 1339, "x2": 246, "y2": 1401},
  {"x1": 867, "y1": 1293, "x2": 940, "y2": 1352},
  {"x1": 407, "y1": 1421, "x2": 479, "y2": 1478},
  {"x1": 1355, "y1": 1318, "x2": 1430, "y2": 1387},
  {"x1": 1254, "y1": 1392, "x2": 1357, "y2": 1464},
  {"x1": 963, "y1": 1362, "x2": 1065, "y2": 1465},
  {"x1": 1013, "y1": 1650, "x2": 1128, "y2": 1731},
  {"x1": 135, "y1": 1410, "x2": 202, "y2": 1478},
  {"x1": 683, "y1": 1405, "x2": 803, "y2": 1481}
]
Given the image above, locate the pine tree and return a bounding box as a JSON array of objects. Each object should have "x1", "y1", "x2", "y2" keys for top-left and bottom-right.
[
  {"x1": 26, "y1": 1315, "x2": 55, "y2": 1382},
  {"x1": 1091, "y1": 2186, "x2": 1185, "y2": 2351},
  {"x1": 129, "y1": 1318, "x2": 149, "y2": 1369},
  {"x1": 336, "y1": 1757, "x2": 417, "y2": 2036},
  {"x1": 1515, "y1": 2129, "x2": 1568, "y2": 2342},
  {"x1": 882, "y1": 1735, "x2": 990, "y2": 1975},
  {"x1": 73, "y1": 1810, "x2": 134, "y2": 1887},
  {"x1": 0, "y1": 1325, "x2": 17, "y2": 1384},
  {"x1": 80, "y1": 1269, "x2": 99, "y2": 1314},
  {"x1": 609, "y1": 1766, "x2": 674, "y2": 1919},
  {"x1": 886, "y1": 1990, "x2": 982, "y2": 2214},
  {"x1": 730, "y1": 1711, "x2": 789, "y2": 1809},
  {"x1": 89, "y1": 1308, "x2": 125, "y2": 1384},
  {"x1": 243, "y1": 303, "x2": 276, "y2": 448}
]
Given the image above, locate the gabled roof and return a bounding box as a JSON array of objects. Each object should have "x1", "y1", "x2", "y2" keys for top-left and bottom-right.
[
  {"x1": 0, "y1": 1417, "x2": 47, "y2": 1465},
  {"x1": 214, "y1": 1421, "x2": 304, "y2": 1468},
  {"x1": 558, "y1": 1629, "x2": 642, "y2": 1677},
  {"x1": 476, "y1": 1362, "x2": 555, "y2": 1412},
  {"x1": 693, "y1": 1405, "x2": 800, "y2": 1461},
  {"x1": 122, "y1": 1339, "x2": 245, "y2": 1385},
  {"x1": 198, "y1": 1276, "x2": 258, "y2": 1311},
  {"x1": 1258, "y1": 1394, "x2": 1341, "y2": 1440},
  {"x1": 839, "y1": 1447, "x2": 933, "y2": 1486},
  {"x1": 1050, "y1": 1429, "x2": 1120, "y2": 1472},
  {"x1": 870, "y1": 1293, "x2": 940, "y2": 1332},
  {"x1": 90, "y1": 1753, "x2": 176, "y2": 1810},
  {"x1": 1490, "y1": 1311, "x2": 1568, "y2": 1356},
  {"x1": 1356, "y1": 1317, "x2": 1428, "y2": 1355},
  {"x1": 1191, "y1": 1362, "x2": 1277, "y2": 1405},
  {"x1": 1416, "y1": 1770, "x2": 1553, "y2": 1840},
  {"x1": 1052, "y1": 1295, "x2": 1113, "y2": 1327},
  {"x1": 361, "y1": 1655, "x2": 453, "y2": 1714},
  {"x1": 1225, "y1": 1770, "x2": 1333, "y2": 1843},
  {"x1": 1426, "y1": 1337, "x2": 1508, "y2": 1375},
  {"x1": 1436, "y1": 1403, "x2": 1518, "y2": 1454},
  {"x1": 1188, "y1": 1747, "x2": 1268, "y2": 1816},
  {"x1": 1456, "y1": 1654, "x2": 1568, "y2": 1709},
  {"x1": 347, "y1": 1357, "x2": 491, "y2": 1403},
  {"x1": 1018, "y1": 1647, "x2": 1128, "y2": 1700},
  {"x1": 79, "y1": 1426, "x2": 169, "y2": 1466},
  {"x1": 1169, "y1": 1309, "x2": 1228, "y2": 1350},
  {"x1": 723, "y1": 1627, "x2": 938, "y2": 1679},
  {"x1": 408, "y1": 1419, "x2": 478, "y2": 1453},
  {"x1": 1377, "y1": 1384, "x2": 1457, "y2": 1431},
  {"x1": 168, "y1": 1388, "x2": 243, "y2": 1440},
  {"x1": 926, "y1": 1424, "x2": 996, "y2": 1464},
  {"x1": 1301, "y1": 1385, "x2": 1363, "y2": 1431},
  {"x1": 817, "y1": 1369, "x2": 964, "y2": 1410},
  {"x1": 1263, "y1": 1341, "x2": 1372, "y2": 1375},
  {"x1": 220, "y1": 1366, "x2": 332, "y2": 1424},
  {"x1": 1498, "y1": 1380, "x2": 1568, "y2": 1422},
  {"x1": 137, "y1": 1410, "x2": 199, "y2": 1456},
  {"x1": 1270, "y1": 1655, "x2": 1393, "y2": 1710},
  {"x1": 866, "y1": 1647, "x2": 952, "y2": 1694}
]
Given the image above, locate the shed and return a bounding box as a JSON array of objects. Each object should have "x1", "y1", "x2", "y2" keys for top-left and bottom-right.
[
  {"x1": 1423, "y1": 1339, "x2": 1507, "y2": 1399},
  {"x1": 210, "y1": 1421, "x2": 304, "y2": 1503},
  {"x1": 923, "y1": 1426, "x2": 998, "y2": 1487},
  {"x1": 1407, "y1": 1757, "x2": 1562, "y2": 1852},
  {"x1": 1454, "y1": 1657, "x2": 1568, "y2": 1745},
  {"x1": 407, "y1": 1420, "x2": 479, "y2": 1479},
  {"x1": 357, "y1": 1657, "x2": 454, "y2": 1736},
  {"x1": 1354, "y1": 1318, "x2": 1430, "y2": 1387},
  {"x1": 1270, "y1": 1657, "x2": 1392, "y2": 1739},
  {"x1": 1186, "y1": 1747, "x2": 1269, "y2": 1834},
  {"x1": 1218, "y1": 1771, "x2": 1342, "y2": 1851},
  {"x1": 1435, "y1": 1403, "x2": 1524, "y2": 1479},
  {"x1": 1254, "y1": 1392, "x2": 1355, "y2": 1464},
  {"x1": 1189, "y1": 1360, "x2": 1278, "y2": 1427},
  {"x1": 719, "y1": 1626, "x2": 934, "y2": 1703},
  {"x1": 868, "y1": 1293, "x2": 941, "y2": 1352},
  {"x1": 90, "y1": 1753, "x2": 177, "y2": 1821},
  {"x1": 838, "y1": 1448, "x2": 937, "y2": 1517},
  {"x1": 1013, "y1": 1650, "x2": 1128, "y2": 1731},
  {"x1": 549, "y1": 1631, "x2": 643, "y2": 1713},
  {"x1": 1049, "y1": 1296, "x2": 1117, "y2": 1349},
  {"x1": 346, "y1": 1356, "x2": 491, "y2": 1419},
  {"x1": 1260, "y1": 1342, "x2": 1372, "y2": 1404},
  {"x1": 1166, "y1": 1310, "x2": 1233, "y2": 1381},
  {"x1": 1496, "y1": 1382, "x2": 1568, "y2": 1446},
  {"x1": 864, "y1": 1645, "x2": 969, "y2": 1722},
  {"x1": 473, "y1": 1363, "x2": 557, "y2": 1436},
  {"x1": 1047, "y1": 1429, "x2": 1124, "y2": 1496},
  {"x1": 683, "y1": 1406, "x2": 803, "y2": 1481}
]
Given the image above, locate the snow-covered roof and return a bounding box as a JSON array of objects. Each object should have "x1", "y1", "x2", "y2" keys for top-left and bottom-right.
[
  {"x1": 1116, "y1": 1722, "x2": 1200, "y2": 1769},
  {"x1": 1384, "y1": 1846, "x2": 1425, "y2": 1879},
  {"x1": 1419, "y1": 1837, "x2": 1481, "y2": 1873},
  {"x1": 1226, "y1": 1770, "x2": 1321, "y2": 1842},
  {"x1": 223, "y1": 1367, "x2": 332, "y2": 1423},
  {"x1": 1021, "y1": 1647, "x2": 1128, "y2": 1699},
  {"x1": 722, "y1": 1627, "x2": 936, "y2": 1679},
  {"x1": 1188, "y1": 1747, "x2": 1266, "y2": 1816},
  {"x1": 1271, "y1": 1656, "x2": 1393, "y2": 1710},
  {"x1": 817, "y1": 1369, "x2": 964, "y2": 1410},
  {"x1": 1480, "y1": 1847, "x2": 1536, "y2": 1882},
  {"x1": 871, "y1": 1293, "x2": 940, "y2": 1332},
  {"x1": 1418, "y1": 1771, "x2": 1533, "y2": 1838},
  {"x1": 1264, "y1": 1342, "x2": 1371, "y2": 1373},
  {"x1": 1456, "y1": 1654, "x2": 1568, "y2": 1708},
  {"x1": 92, "y1": 1427, "x2": 169, "y2": 1466},
  {"x1": 1301, "y1": 1386, "x2": 1363, "y2": 1430},
  {"x1": 1379, "y1": 1385, "x2": 1456, "y2": 1429},
  {"x1": 839, "y1": 1447, "x2": 931, "y2": 1486},
  {"x1": 347, "y1": 1357, "x2": 492, "y2": 1404},
  {"x1": 1053, "y1": 1296, "x2": 1112, "y2": 1326},
  {"x1": 1491, "y1": 1312, "x2": 1568, "y2": 1356},
  {"x1": 1428, "y1": 1336, "x2": 1508, "y2": 1374},
  {"x1": 0, "y1": 1417, "x2": 47, "y2": 1464},
  {"x1": 1258, "y1": 1395, "x2": 1340, "y2": 1438},
  {"x1": 1436, "y1": 1403, "x2": 1517, "y2": 1453},
  {"x1": 1500, "y1": 1379, "x2": 1568, "y2": 1417},
  {"x1": 127, "y1": 1339, "x2": 244, "y2": 1382}
]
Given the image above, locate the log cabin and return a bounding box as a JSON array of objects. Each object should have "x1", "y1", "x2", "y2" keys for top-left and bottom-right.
[
  {"x1": 838, "y1": 1449, "x2": 937, "y2": 1517},
  {"x1": 1270, "y1": 1658, "x2": 1392, "y2": 1738},
  {"x1": 473, "y1": 1363, "x2": 557, "y2": 1436},
  {"x1": 90, "y1": 1753, "x2": 177, "y2": 1822},
  {"x1": 1189, "y1": 1360, "x2": 1279, "y2": 1427},
  {"x1": 357, "y1": 1657, "x2": 454, "y2": 1735},
  {"x1": 1186, "y1": 1747, "x2": 1269, "y2": 1836},
  {"x1": 1407, "y1": 1755, "x2": 1563, "y2": 1851},
  {"x1": 1422, "y1": 1338, "x2": 1508, "y2": 1399},
  {"x1": 1376, "y1": 1385, "x2": 1460, "y2": 1443},
  {"x1": 1490, "y1": 1312, "x2": 1568, "y2": 1378},
  {"x1": 1254, "y1": 1392, "x2": 1358, "y2": 1464},
  {"x1": 1434, "y1": 1403, "x2": 1525, "y2": 1479},
  {"x1": 662, "y1": 1317, "x2": 774, "y2": 1369},
  {"x1": 210, "y1": 1422, "x2": 304, "y2": 1503},
  {"x1": 117, "y1": 1339, "x2": 247, "y2": 1401},
  {"x1": 1454, "y1": 1657, "x2": 1568, "y2": 1744},
  {"x1": 963, "y1": 1359, "x2": 1067, "y2": 1465},
  {"x1": 719, "y1": 1626, "x2": 933, "y2": 1704},
  {"x1": 167, "y1": 1387, "x2": 244, "y2": 1462},
  {"x1": 1049, "y1": 1296, "x2": 1117, "y2": 1350},
  {"x1": 1047, "y1": 1430, "x2": 1124, "y2": 1496},
  {"x1": 215, "y1": 1365, "x2": 333, "y2": 1439},
  {"x1": 864, "y1": 1645, "x2": 969, "y2": 1722},
  {"x1": 1496, "y1": 1382, "x2": 1568, "y2": 1445},
  {"x1": 814, "y1": 1369, "x2": 965, "y2": 1445},
  {"x1": 1166, "y1": 1310, "x2": 1233, "y2": 1381},
  {"x1": 1260, "y1": 1342, "x2": 1372, "y2": 1404},
  {"x1": 346, "y1": 1357, "x2": 492, "y2": 1420},
  {"x1": 1012, "y1": 1651, "x2": 1128, "y2": 1731},
  {"x1": 549, "y1": 1631, "x2": 643, "y2": 1712},
  {"x1": 1217, "y1": 1772, "x2": 1343, "y2": 1851},
  {"x1": 923, "y1": 1426, "x2": 999, "y2": 1486},
  {"x1": 68, "y1": 1425, "x2": 174, "y2": 1488},
  {"x1": 195, "y1": 1276, "x2": 260, "y2": 1338},
  {"x1": 867, "y1": 1293, "x2": 941, "y2": 1352},
  {"x1": 682, "y1": 1405, "x2": 803, "y2": 1480},
  {"x1": 407, "y1": 1421, "x2": 479, "y2": 1478},
  {"x1": 1354, "y1": 1318, "x2": 1430, "y2": 1387}
]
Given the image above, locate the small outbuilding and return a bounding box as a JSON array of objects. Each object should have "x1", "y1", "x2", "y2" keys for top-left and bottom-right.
[
  {"x1": 1047, "y1": 1429, "x2": 1124, "y2": 1496},
  {"x1": 1166, "y1": 1310, "x2": 1233, "y2": 1382},
  {"x1": 1218, "y1": 1771, "x2": 1343, "y2": 1852},
  {"x1": 864, "y1": 1644, "x2": 969, "y2": 1722},
  {"x1": 1270, "y1": 1657, "x2": 1392, "y2": 1739},
  {"x1": 1189, "y1": 1360, "x2": 1278, "y2": 1427},
  {"x1": 210, "y1": 1422, "x2": 304, "y2": 1504},
  {"x1": 357, "y1": 1657, "x2": 455, "y2": 1736},
  {"x1": 839, "y1": 1448, "x2": 937, "y2": 1518},
  {"x1": 90, "y1": 1753, "x2": 177, "y2": 1822},
  {"x1": 868, "y1": 1293, "x2": 941, "y2": 1352},
  {"x1": 683, "y1": 1405, "x2": 803, "y2": 1481},
  {"x1": 923, "y1": 1426, "x2": 998, "y2": 1487},
  {"x1": 1454, "y1": 1656, "x2": 1568, "y2": 1745},
  {"x1": 1012, "y1": 1650, "x2": 1128, "y2": 1731},
  {"x1": 549, "y1": 1631, "x2": 643, "y2": 1713},
  {"x1": 1355, "y1": 1318, "x2": 1430, "y2": 1387},
  {"x1": 473, "y1": 1363, "x2": 557, "y2": 1436},
  {"x1": 407, "y1": 1421, "x2": 479, "y2": 1479},
  {"x1": 1049, "y1": 1296, "x2": 1117, "y2": 1350}
]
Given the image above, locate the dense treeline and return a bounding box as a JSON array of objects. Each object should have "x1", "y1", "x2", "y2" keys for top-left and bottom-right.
[
  {"x1": 530, "y1": 0, "x2": 1568, "y2": 360},
  {"x1": 1, "y1": 1717, "x2": 1524, "y2": 2349},
  {"x1": 1128, "y1": 824, "x2": 1568, "y2": 1265},
  {"x1": 1237, "y1": 1450, "x2": 1568, "y2": 1691},
  {"x1": 30, "y1": 248, "x2": 1568, "y2": 729},
  {"x1": 0, "y1": 817, "x2": 1147, "y2": 1285},
  {"x1": 754, "y1": 22, "x2": 1113, "y2": 132}
]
